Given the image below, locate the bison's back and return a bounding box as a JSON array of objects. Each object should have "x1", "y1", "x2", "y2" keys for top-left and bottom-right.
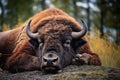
[{"x1": 0, "y1": 28, "x2": 21, "y2": 54}]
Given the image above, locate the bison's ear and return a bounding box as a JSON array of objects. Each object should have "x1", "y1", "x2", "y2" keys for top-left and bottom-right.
[
  {"x1": 29, "y1": 39, "x2": 39, "y2": 48},
  {"x1": 72, "y1": 39, "x2": 87, "y2": 50}
]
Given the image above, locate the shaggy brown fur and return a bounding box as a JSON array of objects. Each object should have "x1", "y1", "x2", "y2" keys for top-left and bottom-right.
[{"x1": 0, "y1": 8, "x2": 101, "y2": 72}]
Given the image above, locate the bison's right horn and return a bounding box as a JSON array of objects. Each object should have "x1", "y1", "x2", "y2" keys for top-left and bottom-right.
[
  {"x1": 71, "y1": 19, "x2": 88, "y2": 39},
  {"x1": 26, "y1": 20, "x2": 39, "y2": 39}
]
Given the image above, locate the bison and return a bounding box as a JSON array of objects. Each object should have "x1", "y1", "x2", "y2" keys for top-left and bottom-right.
[{"x1": 0, "y1": 8, "x2": 101, "y2": 73}]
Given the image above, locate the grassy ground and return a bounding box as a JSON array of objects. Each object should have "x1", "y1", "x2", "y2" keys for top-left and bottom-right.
[
  {"x1": 0, "y1": 65, "x2": 120, "y2": 80},
  {"x1": 87, "y1": 31, "x2": 120, "y2": 68}
]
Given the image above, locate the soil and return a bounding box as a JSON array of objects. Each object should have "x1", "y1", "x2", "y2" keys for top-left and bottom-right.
[{"x1": 0, "y1": 65, "x2": 120, "y2": 80}]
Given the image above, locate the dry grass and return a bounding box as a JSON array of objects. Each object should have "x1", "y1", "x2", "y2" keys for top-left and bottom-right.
[{"x1": 87, "y1": 31, "x2": 120, "y2": 68}]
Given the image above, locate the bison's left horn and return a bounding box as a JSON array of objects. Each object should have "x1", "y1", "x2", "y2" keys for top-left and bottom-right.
[
  {"x1": 72, "y1": 19, "x2": 88, "y2": 39},
  {"x1": 26, "y1": 20, "x2": 39, "y2": 38}
]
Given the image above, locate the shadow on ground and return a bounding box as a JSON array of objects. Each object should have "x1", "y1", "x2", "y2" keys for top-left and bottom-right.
[{"x1": 0, "y1": 65, "x2": 120, "y2": 80}]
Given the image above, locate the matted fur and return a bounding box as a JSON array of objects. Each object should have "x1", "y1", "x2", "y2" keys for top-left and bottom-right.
[{"x1": 0, "y1": 8, "x2": 101, "y2": 72}]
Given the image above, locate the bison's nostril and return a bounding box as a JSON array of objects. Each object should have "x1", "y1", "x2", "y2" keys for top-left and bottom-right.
[
  {"x1": 43, "y1": 58, "x2": 47, "y2": 62},
  {"x1": 43, "y1": 57, "x2": 58, "y2": 63},
  {"x1": 53, "y1": 57, "x2": 58, "y2": 62},
  {"x1": 43, "y1": 57, "x2": 59, "y2": 65}
]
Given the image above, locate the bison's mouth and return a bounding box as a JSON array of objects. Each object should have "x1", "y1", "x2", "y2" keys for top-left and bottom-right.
[{"x1": 42, "y1": 66, "x2": 60, "y2": 74}]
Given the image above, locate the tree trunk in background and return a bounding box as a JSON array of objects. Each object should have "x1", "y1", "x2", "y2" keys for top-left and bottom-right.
[
  {"x1": 116, "y1": 29, "x2": 120, "y2": 44},
  {"x1": 0, "y1": 1, "x2": 4, "y2": 31},
  {"x1": 87, "y1": 0, "x2": 91, "y2": 32},
  {"x1": 100, "y1": 7, "x2": 104, "y2": 38},
  {"x1": 73, "y1": 0, "x2": 78, "y2": 19},
  {"x1": 40, "y1": 0, "x2": 46, "y2": 10}
]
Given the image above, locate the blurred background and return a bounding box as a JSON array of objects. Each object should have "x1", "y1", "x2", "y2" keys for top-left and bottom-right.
[{"x1": 0, "y1": 0, "x2": 120, "y2": 68}]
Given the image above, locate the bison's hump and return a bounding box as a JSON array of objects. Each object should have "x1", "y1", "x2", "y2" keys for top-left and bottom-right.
[{"x1": 25, "y1": 8, "x2": 82, "y2": 32}]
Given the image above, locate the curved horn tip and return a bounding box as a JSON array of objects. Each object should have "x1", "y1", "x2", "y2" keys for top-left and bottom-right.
[
  {"x1": 27, "y1": 20, "x2": 32, "y2": 26},
  {"x1": 81, "y1": 19, "x2": 88, "y2": 30},
  {"x1": 26, "y1": 19, "x2": 39, "y2": 39},
  {"x1": 29, "y1": 19, "x2": 32, "y2": 23},
  {"x1": 71, "y1": 19, "x2": 88, "y2": 39},
  {"x1": 26, "y1": 20, "x2": 32, "y2": 32}
]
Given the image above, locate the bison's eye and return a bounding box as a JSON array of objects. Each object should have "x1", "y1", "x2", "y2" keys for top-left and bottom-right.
[
  {"x1": 38, "y1": 38, "x2": 44, "y2": 47},
  {"x1": 39, "y1": 42, "x2": 43, "y2": 47},
  {"x1": 64, "y1": 40, "x2": 71, "y2": 47}
]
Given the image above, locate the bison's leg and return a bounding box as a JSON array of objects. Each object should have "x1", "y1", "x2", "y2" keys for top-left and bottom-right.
[
  {"x1": 87, "y1": 53, "x2": 101, "y2": 65},
  {"x1": 72, "y1": 53, "x2": 101, "y2": 65},
  {"x1": 4, "y1": 53, "x2": 41, "y2": 73},
  {"x1": 74, "y1": 39, "x2": 101, "y2": 66}
]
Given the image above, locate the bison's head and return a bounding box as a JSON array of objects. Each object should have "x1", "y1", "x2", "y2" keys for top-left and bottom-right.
[{"x1": 26, "y1": 19, "x2": 87, "y2": 73}]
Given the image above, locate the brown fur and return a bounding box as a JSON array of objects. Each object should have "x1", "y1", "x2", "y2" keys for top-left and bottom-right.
[{"x1": 0, "y1": 8, "x2": 101, "y2": 72}]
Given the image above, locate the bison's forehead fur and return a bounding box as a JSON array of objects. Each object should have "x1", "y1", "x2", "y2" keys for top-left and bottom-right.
[
  {"x1": 35, "y1": 20, "x2": 72, "y2": 53},
  {"x1": 38, "y1": 20, "x2": 72, "y2": 38}
]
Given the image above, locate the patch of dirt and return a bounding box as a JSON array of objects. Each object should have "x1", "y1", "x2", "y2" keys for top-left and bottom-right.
[{"x1": 0, "y1": 65, "x2": 120, "y2": 80}]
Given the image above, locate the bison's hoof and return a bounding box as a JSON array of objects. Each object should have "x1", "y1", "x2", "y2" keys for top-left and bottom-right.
[{"x1": 72, "y1": 53, "x2": 92, "y2": 65}]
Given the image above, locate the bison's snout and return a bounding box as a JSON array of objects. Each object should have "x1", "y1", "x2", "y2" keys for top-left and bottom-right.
[
  {"x1": 41, "y1": 51, "x2": 61, "y2": 73},
  {"x1": 43, "y1": 54, "x2": 58, "y2": 66}
]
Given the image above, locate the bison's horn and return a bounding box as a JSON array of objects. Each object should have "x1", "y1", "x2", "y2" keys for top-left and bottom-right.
[
  {"x1": 72, "y1": 19, "x2": 88, "y2": 39},
  {"x1": 26, "y1": 20, "x2": 39, "y2": 38}
]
